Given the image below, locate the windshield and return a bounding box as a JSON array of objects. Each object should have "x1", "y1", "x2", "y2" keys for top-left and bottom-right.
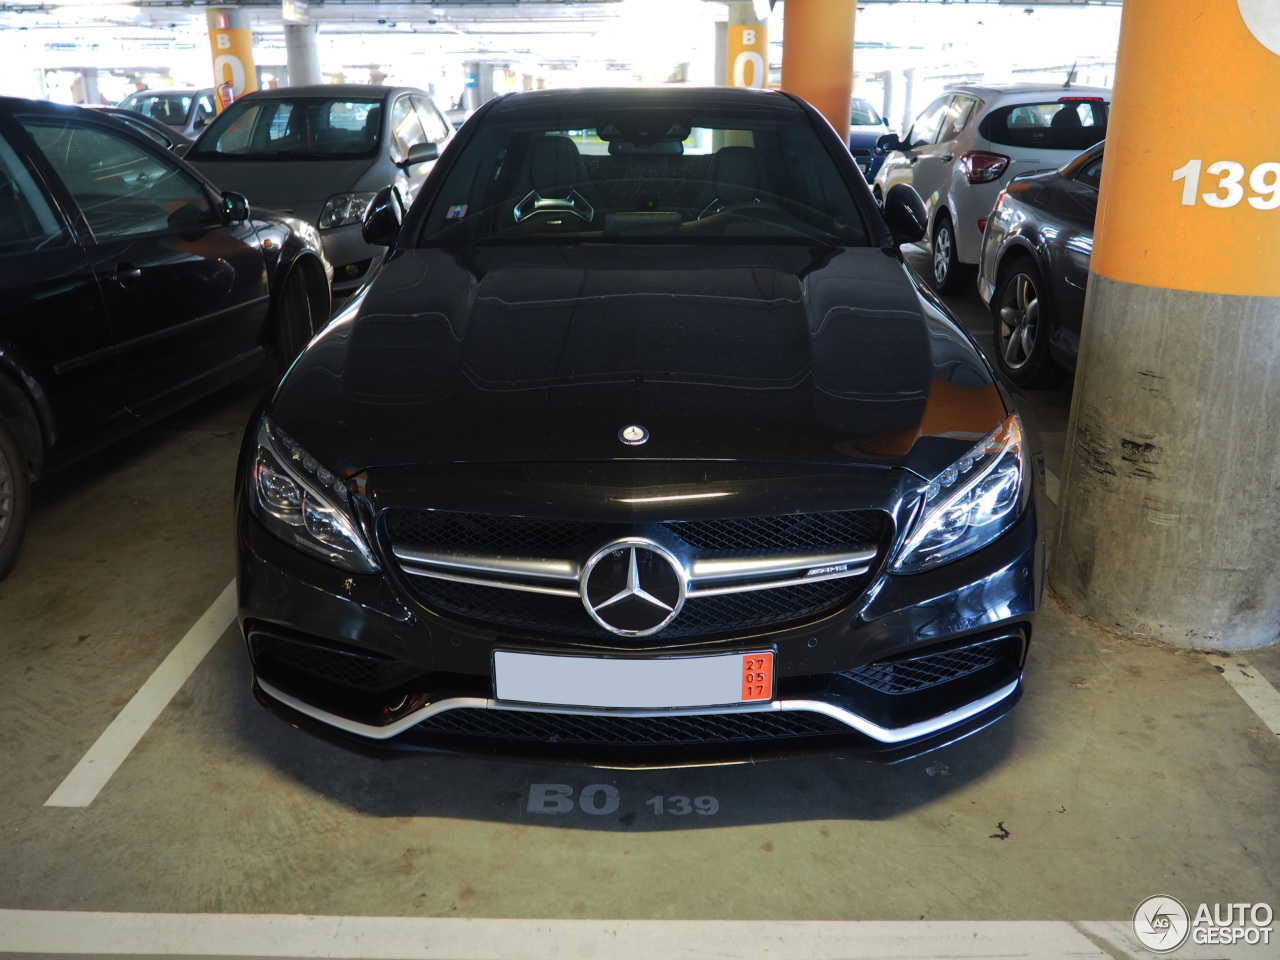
[
  {"x1": 850, "y1": 98, "x2": 883, "y2": 126},
  {"x1": 191, "y1": 97, "x2": 382, "y2": 159},
  {"x1": 120, "y1": 93, "x2": 191, "y2": 129},
  {"x1": 418, "y1": 105, "x2": 869, "y2": 246}
]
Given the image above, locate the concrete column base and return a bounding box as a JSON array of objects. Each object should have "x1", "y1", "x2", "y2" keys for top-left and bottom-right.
[{"x1": 1052, "y1": 273, "x2": 1280, "y2": 649}]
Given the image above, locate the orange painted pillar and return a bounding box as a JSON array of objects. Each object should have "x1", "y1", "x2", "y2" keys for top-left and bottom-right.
[
  {"x1": 206, "y1": 7, "x2": 258, "y2": 113},
  {"x1": 780, "y1": 0, "x2": 854, "y2": 134},
  {"x1": 1052, "y1": 0, "x2": 1280, "y2": 648}
]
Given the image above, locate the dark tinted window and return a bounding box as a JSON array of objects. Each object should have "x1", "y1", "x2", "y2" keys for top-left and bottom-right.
[
  {"x1": 1077, "y1": 153, "x2": 1104, "y2": 188},
  {"x1": 192, "y1": 97, "x2": 382, "y2": 159},
  {"x1": 417, "y1": 105, "x2": 869, "y2": 246},
  {"x1": 24, "y1": 119, "x2": 216, "y2": 237},
  {"x1": 979, "y1": 99, "x2": 1108, "y2": 151},
  {"x1": 0, "y1": 131, "x2": 64, "y2": 253}
]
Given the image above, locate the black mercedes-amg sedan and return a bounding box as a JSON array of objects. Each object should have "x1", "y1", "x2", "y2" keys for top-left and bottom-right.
[{"x1": 235, "y1": 86, "x2": 1044, "y2": 765}]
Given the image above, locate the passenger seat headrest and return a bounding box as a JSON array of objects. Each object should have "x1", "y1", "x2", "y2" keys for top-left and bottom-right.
[{"x1": 1051, "y1": 107, "x2": 1083, "y2": 129}]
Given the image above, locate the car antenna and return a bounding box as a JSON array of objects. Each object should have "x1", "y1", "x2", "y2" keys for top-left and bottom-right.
[{"x1": 1063, "y1": 61, "x2": 1077, "y2": 89}]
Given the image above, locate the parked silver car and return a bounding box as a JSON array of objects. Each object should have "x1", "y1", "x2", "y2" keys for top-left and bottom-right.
[
  {"x1": 186, "y1": 84, "x2": 453, "y2": 298},
  {"x1": 872, "y1": 83, "x2": 1109, "y2": 292},
  {"x1": 116, "y1": 88, "x2": 217, "y2": 141}
]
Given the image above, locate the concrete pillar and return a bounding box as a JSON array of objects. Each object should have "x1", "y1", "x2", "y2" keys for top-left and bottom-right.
[
  {"x1": 780, "y1": 0, "x2": 854, "y2": 133},
  {"x1": 713, "y1": 20, "x2": 728, "y2": 87},
  {"x1": 899, "y1": 67, "x2": 915, "y2": 134},
  {"x1": 284, "y1": 22, "x2": 321, "y2": 87},
  {"x1": 206, "y1": 7, "x2": 258, "y2": 112},
  {"x1": 1052, "y1": 0, "x2": 1280, "y2": 650},
  {"x1": 876, "y1": 70, "x2": 894, "y2": 128},
  {"x1": 462, "y1": 61, "x2": 496, "y2": 112}
]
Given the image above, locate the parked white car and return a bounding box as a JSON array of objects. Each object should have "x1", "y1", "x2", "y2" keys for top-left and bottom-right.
[{"x1": 871, "y1": 83, "x2": 1110, "y2": 292}]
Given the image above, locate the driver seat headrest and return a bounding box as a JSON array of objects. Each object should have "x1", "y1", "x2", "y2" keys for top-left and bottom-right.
[
  {"x1": 530, "y1": 135, "x2": 589, "y2": 194},
  {"x1": 709, "y1": 145, "x2": 761, "y2": 205}
]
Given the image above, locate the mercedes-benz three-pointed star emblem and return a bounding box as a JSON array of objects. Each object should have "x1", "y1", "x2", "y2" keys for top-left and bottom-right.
[{"x1": 580, "y1": 538, "x2": 686, "y2": 636}]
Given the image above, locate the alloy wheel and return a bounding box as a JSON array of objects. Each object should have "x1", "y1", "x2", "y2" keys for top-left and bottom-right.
[
  {"x1": 998, "y1": 273, "x2": 1040, "y2": 370},
  {"x1": 933, "y1": 224, "x2": 954, "y2": 285},
  {"x1": 0, "y1": 442, "x2": 11, "y2": 545}
]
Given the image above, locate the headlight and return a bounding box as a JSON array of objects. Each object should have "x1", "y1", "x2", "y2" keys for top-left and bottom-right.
[
  {"x1": 892, "y1": 413, "x2": 1028, "y2": 573},
  {"x1": 249, "y1": 417, "x2": 379, "y2": 574},
  {"x1": 318, "y1": 192, "x2": 378, "y2": 230}
]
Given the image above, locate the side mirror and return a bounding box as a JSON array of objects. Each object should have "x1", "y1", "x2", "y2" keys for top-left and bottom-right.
[
  {"x1": 874, "y1": 133, "x2": 904, "y2": 156},
  {"x1": 221, "y1": 191, "x2": 249, "y2": 222},
  {"x1": 882, "y1": 184, "x2": 928, "y2": 246},
  {"x1": 362, "y1": 184, "x2": 404, "y2": 246},
  {"x1": 399, "y1": 141, "x2": 439, "y2": 168}
]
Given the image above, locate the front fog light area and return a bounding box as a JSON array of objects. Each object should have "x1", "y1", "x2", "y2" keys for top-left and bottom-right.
[
  {"x1": 250, "y1": 418, "x2": 379, "y2": 574},
  {"x1": 893, "y1": 413, "x2": 1028, "y2": 573}
]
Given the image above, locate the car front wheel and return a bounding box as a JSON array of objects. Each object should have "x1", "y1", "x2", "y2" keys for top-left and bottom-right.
[
  {"x1": 992, "y1": 257, "x2": 1066, "y2": 388},
  {"x1": 931, "y1": 214, "x2": 966, "y2": 293},
  {"x1": 0, "y1": 418, "x2": 32, "y2": 581}
]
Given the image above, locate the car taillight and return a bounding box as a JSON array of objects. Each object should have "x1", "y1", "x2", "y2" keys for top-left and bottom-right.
[
  {"x1": 962, "y1": 151, "x2": 1011, "y2": 185},
  {"x1": 978, "y1": 219, "x2": 988, "y2": 234}
]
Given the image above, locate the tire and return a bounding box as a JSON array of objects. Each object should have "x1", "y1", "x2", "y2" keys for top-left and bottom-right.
[
  {"x1": 0, "y1": 417, "x2": 32, "y2": 582},
  {"x1": 990, "y1": 256, "x2": 1067, "y2": 389},
  {"x1": 930, "y1": 213, "x2": 968, "y2": 293},
  {"x1": 272, "y1": 266, "x2": 316, "y2": 374}
]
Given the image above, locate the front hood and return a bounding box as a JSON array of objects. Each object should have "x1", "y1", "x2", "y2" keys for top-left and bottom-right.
[
  {"x1": 185, "y1": 156, "x2": 371, "y2": 217},
  {"x1": 271, "y1": 244, "x2": 1006, "y2": 477}
]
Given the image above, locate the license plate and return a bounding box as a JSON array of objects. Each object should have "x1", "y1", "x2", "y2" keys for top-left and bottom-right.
[{"x1": 493, "y1": 650, "x2": 774, "y2": 709}]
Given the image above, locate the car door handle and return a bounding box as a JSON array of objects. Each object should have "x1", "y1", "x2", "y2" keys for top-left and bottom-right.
[
  {"x1": 942, "y1": 153, "x2": 954, "y2": 163},
  {"x1": 113, "y1": 263, "x2": 142, "y2": 286},
  {"x1": 908, "y1": 156, "x2": 920, "y2": 166}
]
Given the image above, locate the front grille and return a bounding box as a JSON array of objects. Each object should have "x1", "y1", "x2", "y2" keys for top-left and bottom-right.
[
  {"x1": 410, "y1": 576, "x2": 856, "y2": 639},
  {"x1": 386, "y1": 508, "x2": 889, "y2": 640},
  {"x1": 251, "y1": 632, "x2": 427, "y2": 693},
  {"x1": 666, "y1": 512, "x2": 886, "y2": 554},
  {"x1": 385, "y1": 508, "x2": 887, "y2": 557},
  {"x1": 843, "y1": 638, "x2": 1009, "y2": 695},
  {"x1": 385, "y1": 509, "x2": 597, "y2": 553},
  {"x1": 417, "y1": 708, "x2": 848, "y2": 745}
]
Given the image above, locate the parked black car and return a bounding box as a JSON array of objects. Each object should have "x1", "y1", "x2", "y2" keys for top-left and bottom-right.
[
  {"x1": 0, "y1": 97, "x2": 332, "y2": 579},
  {"x1": 977, "y1": 141, "x2": 1103, "y2": 387},
  {"x1": 236, "y1": 87, "x2": 1044, "y2": 766}
]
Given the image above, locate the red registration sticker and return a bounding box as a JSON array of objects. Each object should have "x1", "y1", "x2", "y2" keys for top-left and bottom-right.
[{"x1": 741, "y1": 652, "x2": 774, "y2": 702}]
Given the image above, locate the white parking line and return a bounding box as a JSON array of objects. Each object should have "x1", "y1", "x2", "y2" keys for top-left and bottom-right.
[
  {"x1": 0, "y1": 910, "x2": 1165, "y2": 959},
  {"x1": 44, "y1": 581, "x2": 237, "y2": 808},
  {"x1": 1208, "y1": 653, "x2": 1280, "y2": 738}
]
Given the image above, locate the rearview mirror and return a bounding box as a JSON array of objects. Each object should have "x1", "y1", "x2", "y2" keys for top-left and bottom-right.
[
  {"x1": 882, "y1": 184, "x2": 928, "y2": 247},
  {"x1": 874, "y1": 133, "x2": 904, "y2": 156},
  {"x1": 399, "y1": 141, "x2": 439, "y2": 168},
  {"x1": 221, "y1": 191, "x2": 249, "y2": 222},
  {"x1": 362, "y1": 185, "x2": 404, "y2": 246}
]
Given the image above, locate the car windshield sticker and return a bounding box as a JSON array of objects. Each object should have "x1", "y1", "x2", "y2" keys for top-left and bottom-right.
[{"x1": 446, "y1": 204, "x2": 468, "y2": 219}]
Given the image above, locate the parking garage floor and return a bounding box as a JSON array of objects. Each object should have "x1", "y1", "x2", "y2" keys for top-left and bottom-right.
[{"x1": 2, "y1": 255, "x2": 1277, "y2": 960}]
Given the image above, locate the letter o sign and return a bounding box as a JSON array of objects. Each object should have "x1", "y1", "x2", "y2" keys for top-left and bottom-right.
[
  {"x1": 733, "y1": 52, "x2": 766, "y2": 89},
  {"x1": 213, "y1": 53, "x2": 246, "y2": 97}
]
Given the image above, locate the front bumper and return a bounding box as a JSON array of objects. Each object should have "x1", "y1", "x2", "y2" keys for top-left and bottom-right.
[
  {"x1": 319, "y1": 222, "x2": 379, "y2": 295},
  {"x1": 235, "y1": 492, "x2": 1043, "y2": 765}
]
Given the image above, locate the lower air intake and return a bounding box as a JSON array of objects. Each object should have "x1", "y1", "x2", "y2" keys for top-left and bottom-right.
[
  {"x1": 416, "y1": 708, "x2": 849, "y2": 745},
  {"x1": 843, "y1": 637, "x2": 1012, "y2": 695}
]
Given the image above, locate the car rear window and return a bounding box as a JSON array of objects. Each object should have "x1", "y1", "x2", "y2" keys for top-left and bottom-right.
[
  {"x1": 121, "y1": 93, "x2": 192, "y2": 128},
  {"x1": 417, "y1": 105, "x2": 869, "y2": 246},
  {"x1": 978, "y1": 99, "x2": 1108, "y2": 151}
]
